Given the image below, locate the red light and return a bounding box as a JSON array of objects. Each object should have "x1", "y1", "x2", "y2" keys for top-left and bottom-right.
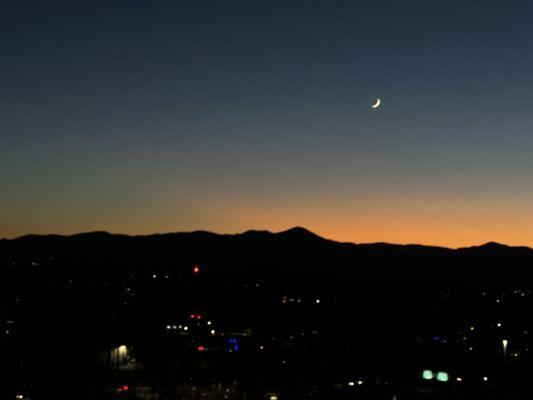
[
  {"x1": 197, "y1": 314, "x2": 202, "y2": 320},
  {"x1": 193, "y1": 266, "x2": 200, "y2": 273},
  {"x1": 190, "y1": 314, "x2": 195, "y2": 319},
  {"x1": 197, "y1": 346, "x2": 206, "y2": 351},
  {"x1": 122, "y1": 385, "x2": 129, "y2": 391}
]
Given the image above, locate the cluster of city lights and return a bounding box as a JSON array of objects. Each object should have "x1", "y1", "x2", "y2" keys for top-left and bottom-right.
[
  {"x1": 117, "y1": 385, "x2": 129, "y2": 393},
  {"x1": 166, "y1": 324, "x2": 189, "y2": 332},
  {"x1": 422, "y1": 370, "x2": 490, "y2": 384},
  {"x1": 281, "y1": 297, "x2": 322, "y2": 304},
  {"x1": 422, "y1": 370, "x2": 449, "y2": 382}
]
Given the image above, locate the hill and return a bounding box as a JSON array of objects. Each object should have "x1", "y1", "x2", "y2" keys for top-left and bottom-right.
[{"x1": 1, "y1": 227, "x2": 533, "y2": 284}]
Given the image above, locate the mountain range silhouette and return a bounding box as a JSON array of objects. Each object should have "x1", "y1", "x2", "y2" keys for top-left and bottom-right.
[{"x1": 1, "y1": 227, "x2": 532, "y2": 284}]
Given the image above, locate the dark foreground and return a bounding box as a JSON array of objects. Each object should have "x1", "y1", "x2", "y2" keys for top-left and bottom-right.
[{"x1": 2, "y1": 228, "x2": 533, "y2": 399}]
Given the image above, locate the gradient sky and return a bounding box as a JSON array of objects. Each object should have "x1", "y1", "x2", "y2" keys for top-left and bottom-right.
[{"x1": 2, "y1": 0, "x2": 533, "y2": 247}]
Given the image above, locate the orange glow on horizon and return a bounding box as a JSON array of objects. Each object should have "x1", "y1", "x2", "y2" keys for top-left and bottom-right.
[{"x1": 4, "y1": 196, "x2": 533, "y2": 249}]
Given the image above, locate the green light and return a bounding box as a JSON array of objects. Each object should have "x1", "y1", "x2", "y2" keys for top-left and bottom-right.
[
  {"x1": 422, "y1": 370, "x2": 433, "y2": 380},
  {"x1": 436, "y1": 372, "x2": 449, "y2": 382}
]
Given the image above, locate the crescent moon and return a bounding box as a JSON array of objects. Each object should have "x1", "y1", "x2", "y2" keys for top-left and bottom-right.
[{"x1": 371, "y1": 98, "x2": 381, "y2": 109}]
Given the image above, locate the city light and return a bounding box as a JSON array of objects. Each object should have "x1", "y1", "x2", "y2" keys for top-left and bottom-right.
[
  {"x1": 422, "y1": 370, "x2": 433, "y2": 380},
  {"x1": 118, "y1": 345, "x2": 127, "y2": 356},
  {"x1": 436, "y1": 372, "x2": 449, "y2": 382},
  {"x1": 117, "y1": 385, "x2": 129, "y2": 393}
]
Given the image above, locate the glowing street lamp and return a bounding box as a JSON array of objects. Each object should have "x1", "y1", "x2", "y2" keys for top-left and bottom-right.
[{"x1": 502, "y1": 339, "x2": 509, "y2": 360}]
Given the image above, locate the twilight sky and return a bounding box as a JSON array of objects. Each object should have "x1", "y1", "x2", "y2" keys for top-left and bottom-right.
[{"x1": 2, "y1": 0, "x2": 533, "y2": 247}]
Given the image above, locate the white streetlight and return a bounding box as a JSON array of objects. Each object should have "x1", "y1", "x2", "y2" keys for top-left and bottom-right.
[{"x1": 502, "y1": 339, "x2": 509, "y2": 361}]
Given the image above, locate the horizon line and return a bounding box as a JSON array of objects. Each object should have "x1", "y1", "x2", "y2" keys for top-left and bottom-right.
[{"x1": 2, "y1": 226, "x2": 530, "y2": 251}]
